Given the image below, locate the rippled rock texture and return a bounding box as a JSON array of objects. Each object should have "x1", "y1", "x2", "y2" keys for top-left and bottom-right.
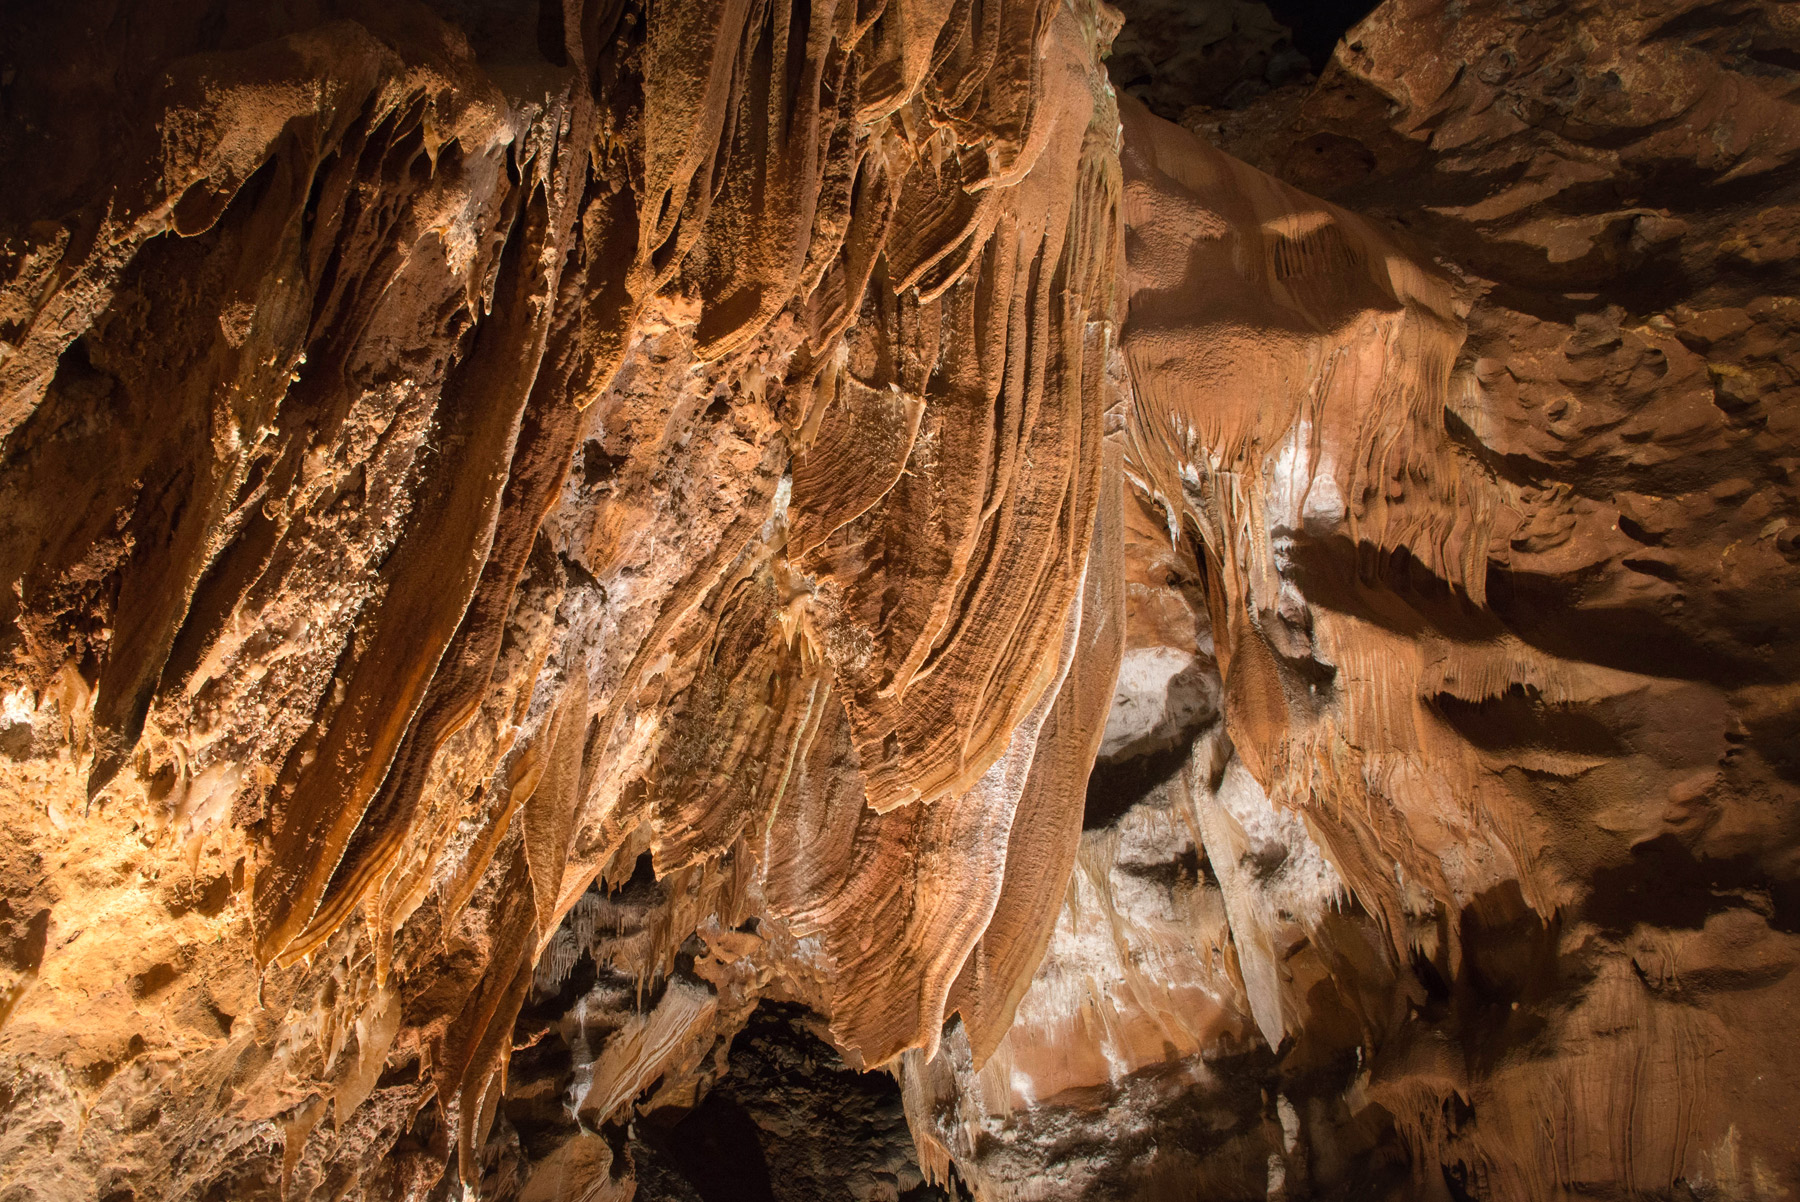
[
  {"x1": 2, "y1": 0, "x2": 1798, "y2": 1199},
  {"x1": 0, "y1": 1, "x2": 1121, "y2": 1196}
]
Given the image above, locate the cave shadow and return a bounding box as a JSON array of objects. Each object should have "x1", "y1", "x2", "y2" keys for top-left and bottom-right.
[{"x1": 1283, "y1": 531, "x2": 1769, "y2": 689}]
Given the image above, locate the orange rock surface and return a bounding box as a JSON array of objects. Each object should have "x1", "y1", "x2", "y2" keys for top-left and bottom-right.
[{"x1": 0, "y1": 0, "x2": 1796, "y2": 1199}]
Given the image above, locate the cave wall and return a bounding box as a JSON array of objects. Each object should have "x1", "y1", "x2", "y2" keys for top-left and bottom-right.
[
  {"x1": 902, "y1": 3, "x2": 1800, "y2": 1199},
  {"x1": 1, "y1": 0, "x2": 1798, "y2": 1200},
  {"x1": 0, "y1": 1, "x2": 1121, "y2": 1196}
]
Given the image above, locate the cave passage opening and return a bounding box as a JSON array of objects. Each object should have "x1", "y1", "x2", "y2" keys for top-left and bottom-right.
[
  {"x1": 1106, "y1": 0, "x2": 1380, "y2": 117},
  {"x1": 1262, "y1": 0, "x2": 1382, "y2": 71}
]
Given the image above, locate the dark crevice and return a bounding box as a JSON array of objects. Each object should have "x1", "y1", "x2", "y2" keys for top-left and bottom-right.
[
  {"x1": 1261, "y1": 0, "x2": 1379, "y2": 70},
  {"x1": 637, "y1": 1003, "x2": 957, "y2": 1202},
  {"x1": 1084, "y1": 741, "x2": 1191, "y2": 829}
]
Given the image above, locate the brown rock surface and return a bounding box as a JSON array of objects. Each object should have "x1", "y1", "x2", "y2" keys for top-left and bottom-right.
[
  {"x1": 1, "y1": 0, "x2": 1798, "y2": 1199},
  {"x1": 902, "y1": 3, "x2": 1800, "y2": 1199},
  {"x1": 0, "y1": 0, "x2": 1120, "y2": 1196}
]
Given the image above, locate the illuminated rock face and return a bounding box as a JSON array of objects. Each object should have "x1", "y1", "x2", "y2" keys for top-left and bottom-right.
[
  {"x1": 1, "y1": 1, "x2": 1797, "y2": 1200},
  {"x1": 902, "y1": 3, "x2": 1800, "y2": 1198},
  {"x1": 0, "y1": 2, "x2": 1122, "y2": 1196}
]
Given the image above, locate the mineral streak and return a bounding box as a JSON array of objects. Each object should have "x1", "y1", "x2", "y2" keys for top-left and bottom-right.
[{"x1": 0, "y1": 0, "x2": 1796, "y2": 1199}]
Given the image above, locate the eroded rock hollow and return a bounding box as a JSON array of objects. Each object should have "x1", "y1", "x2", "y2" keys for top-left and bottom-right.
[{"x1": 1, "y1": 0, "x2": 1796, "y2": 1198}]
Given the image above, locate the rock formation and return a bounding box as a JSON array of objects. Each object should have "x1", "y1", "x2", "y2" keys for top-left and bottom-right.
[{"x1": 0, "y1": 0, "x2": 1796, "y2": 1199}]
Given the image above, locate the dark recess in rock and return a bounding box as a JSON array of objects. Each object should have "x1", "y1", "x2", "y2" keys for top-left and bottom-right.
[
  {"x1": 1263, "y1": 0, "x2": 1380, "y2": 70},
  {"x1": 1105, "y1": 0, "x2": 1376, "y2": 117},
  {"x1": 638, "y1": 1003, "x2": 958, "y2": 1202}
]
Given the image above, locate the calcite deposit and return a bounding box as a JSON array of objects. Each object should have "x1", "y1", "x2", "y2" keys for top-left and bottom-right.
[{"x1": 1, "y1": 0, "x2": 1796, "y2": 1199}]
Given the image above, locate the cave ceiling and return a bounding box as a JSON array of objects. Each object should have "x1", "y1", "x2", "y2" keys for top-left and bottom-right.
[{"x1": 0, "y1": 0, "x2": 1797, "y2": 1199}]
